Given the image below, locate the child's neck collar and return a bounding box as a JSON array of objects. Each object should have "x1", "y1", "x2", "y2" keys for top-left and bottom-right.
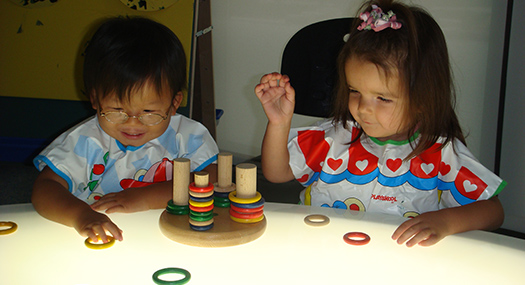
[{"x1": 369, "y1": 131, "x2": 419, "y2": 145}]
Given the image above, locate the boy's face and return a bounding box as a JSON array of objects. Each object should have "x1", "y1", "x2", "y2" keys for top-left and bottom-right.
[{"x1": 92, "y1": 81, "x2": 182, "y2": 147}]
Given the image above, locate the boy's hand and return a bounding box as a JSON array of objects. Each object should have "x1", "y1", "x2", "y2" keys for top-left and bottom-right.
[
  {"x1": 255, "y1": 72, "x2": 295, "y2": 124},
  {"x1": 75, "y1": 209, "x2": 123, "y2": 242},
  {"x1": 391, "y1": 210, "x2": 451, "y2": 247},
  {"x1": 91, "y1": 187, "x2": 149, "y2": 214}
]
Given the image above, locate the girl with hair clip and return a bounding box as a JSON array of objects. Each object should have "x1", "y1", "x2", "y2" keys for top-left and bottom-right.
[{"x1": 255, "y1": 0, "x2": 505, "y2": 247}]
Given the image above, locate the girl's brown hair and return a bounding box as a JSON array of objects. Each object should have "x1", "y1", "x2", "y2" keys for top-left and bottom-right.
[{"x1": 333, "y1": 0, "x2": 465, "y2": 159}]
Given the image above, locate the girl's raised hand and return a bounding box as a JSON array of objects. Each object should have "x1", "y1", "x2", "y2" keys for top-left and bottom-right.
[{"x1": 255, "y1": 72, "x2": 295, "y2": 125}]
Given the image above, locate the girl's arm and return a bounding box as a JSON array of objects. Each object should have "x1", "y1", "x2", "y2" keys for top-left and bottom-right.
[
  {"x1": 32, "y1": 166, "x2": 123, "y2": 242},
  {"x1": 255, "y1": 73, "x2": 296, "y2": 183},
  {"x1": 392, "y1": 196, "x2": 504, "y2": 247}
]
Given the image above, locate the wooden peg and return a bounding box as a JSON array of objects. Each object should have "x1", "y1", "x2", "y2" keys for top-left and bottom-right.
[
  {"x1": 235, "y1": 163, "x2": 257, "y2": 199},
  {"x1": 218, "y1": 152, "x2": 233, "y2": 188},
  {"x1": 194, "y1": 171, "x2": 209, "y2": 188},
  {"x1": 172, "y1": 158, "x2": 191, "y2": 206}
]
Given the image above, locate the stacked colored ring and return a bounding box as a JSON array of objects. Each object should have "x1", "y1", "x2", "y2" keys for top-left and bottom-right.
[
  {"x1": 166, "y1": 200, "x2": 189, "y2": 215},
  {"x1": 188, "y1": 182, "x2": 214, "y2": 231},
  {"x1": 228, "y1": 191, "x2": 265, "y2": 224}
]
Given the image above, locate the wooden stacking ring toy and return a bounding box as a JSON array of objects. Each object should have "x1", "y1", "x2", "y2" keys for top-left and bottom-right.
[
  {"x1": 152, "y1": 267, "x2": 191, "y2": 285},
  {"x1": 84, "y1": 235, "x2": 115, "y2": 250},
  {"x1": 228, "y1": 191, "x2": 262, "y2": 204},
  {"x1": 0, "y1": 221, "x2": 17, "y2": 235},
  {"x1": 304, "y1": 214, "x2": 330, "y2": 227},
  {"x1": 343, "y1": 232, "x2": 370, "y2": 246}
]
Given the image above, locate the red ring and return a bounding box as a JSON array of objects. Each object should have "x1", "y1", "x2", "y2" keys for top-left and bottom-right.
[
  {"x1": 189, "y1": 204, "x2": 214, "y2": 212},
  {"x1": 229, "y1": 208, "x2": 264, "y2": 219},
  {"x1": 230, "y1": 204, "x2": 264, "y2": 213},
  {"x1": 343, "y1": 232, "x2": 370, "y2": 246},
  {"x1": 188, "y1": 182, "x2": 214, "y2": 193}
]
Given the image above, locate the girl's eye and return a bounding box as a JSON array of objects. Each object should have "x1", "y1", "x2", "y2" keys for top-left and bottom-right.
[
  {"x1": 378, "y1": 96, "x2": 392, "y2": 103},
  {"x1": 349, "y1": 88, "x2": 359, "y2": 94}
]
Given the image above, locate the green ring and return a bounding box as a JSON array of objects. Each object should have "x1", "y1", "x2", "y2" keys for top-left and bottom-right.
[
  {"x1": 189, "y1": 212, "x2": 214, "y2": 222},
  {"x1": 189, "y1": 210, "x2": 213, "y2": 217},
  {"x1": 152, "y1": 267, "x2": 191, "y2": 285},
  {"x1": 167, "y1": 200, "x2": 190, "y2": 211},
  {"x1": 214, "y1": 200, "x2": 230, "y2": 208}
]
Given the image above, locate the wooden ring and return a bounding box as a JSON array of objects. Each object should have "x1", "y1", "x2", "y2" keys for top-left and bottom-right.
[
  {"x1": 85, "y1": 235, "x2": 115, "y2": 250},
  {"x1": 0, "y1": 221, "x2": 17, "y2": 235},
  {"x1": 343, "y1": 232, "x2": 370, "y2": 246},
  {"x1": 304, "y1": 214, "x2": 330, "y2": 227}
]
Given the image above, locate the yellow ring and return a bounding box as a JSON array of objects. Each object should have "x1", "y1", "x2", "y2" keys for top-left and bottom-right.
[
  {"x1": 188, "y1": 199, "x2": 214, "y2": 208},
  {"x1": 230, "y1": 214, "x2": 264, "y2": 224},
  {"x1": 228, "y1": 191, "x2": 262, "y2": 204},
  {"x1": 0, "y1": 221, "x2": 17, "y2": 235},
  {"x1": 85, "y1": 235, "x2": 115, "y2": 250}
]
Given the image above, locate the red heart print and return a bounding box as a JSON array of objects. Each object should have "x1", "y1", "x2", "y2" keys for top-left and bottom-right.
[
  {"x1": 327, "y1": 158, "x2": 343, "y2": 171},
  {"x1": 440, "y1": 162, "x2": 451, "y2": 175},
  {"x1": 386, "y1": 158, "x2": 402, "y2": 172},
  {"x1": 297, "y1": 174, "x2": 309, "y2": 183}
]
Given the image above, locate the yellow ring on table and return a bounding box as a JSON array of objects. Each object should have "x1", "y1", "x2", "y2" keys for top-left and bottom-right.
[
  {"x1": 0, "y1": 221, "x2": 17, "y2": 235},
  {"x1": 304, "y1": 214, "x2": 330, "y2": 227},
  {"x1": 230, "y1": 214, "x2": 264, "y2": 224},
  {"x1": 85, "y1": 235, "x2": 115, "y2": 250},
  {"x1": 228, "y1": 191, "x2": 262, "y2": 204},
  {"x1": 188, "y1": 199, "x2": 214, "y2": 208}
]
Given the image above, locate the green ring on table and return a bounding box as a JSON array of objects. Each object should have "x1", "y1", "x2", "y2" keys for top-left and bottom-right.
[
  {"x1": 228, "y1": 191, "x2": 262, "y2": 204},
  {"x1": 189, "y1": 204, "x2": 214, "y2": 212},
  {"x1": 190, "y1": 223, "x2": 214, "y2": 231},
  {"x1": 189, "y1": 199, "x2": 214, "y2": 208},
  {"x1": 85, "y1": 235, "x2": 115, "y2": 250},
  {"x1": 343, "y1": 232, "x2": 370, "y2": 246},
  {"x1": 152, "y1": 267, "x2": 191, "y2": 285},
  {"x1": 0, "y1": 221, "x2": 17, "y2": 235},
  {"x1": 188, "y1": 182, "x2": 214, "y2": 193},
  {"x1": 230, "y1": 214, "x2": 264, "y2": 224},
  {"x1": 229, "y1": 208, "x2": 263, "y2": 219},
  {"x1": 214, "y1": 200, "x2": 230, "y2": 208},
  {"x1": 230, "y1": 197, "x2": 265, "y2": 209},
  {"x1": 189, "y1": 212, "x2": 214, "y2": 222},
  {"x1": 230, "y1": 203, "x2": 264, "y2": 213}
]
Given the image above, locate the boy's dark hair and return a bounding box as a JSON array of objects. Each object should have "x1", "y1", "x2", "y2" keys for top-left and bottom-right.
[
  {"x1": 333, "y1": 0, "x2": 465, "y2": 159},
  {"x1": 84, "y1": 16, "x2": 187, "y2": 105}
]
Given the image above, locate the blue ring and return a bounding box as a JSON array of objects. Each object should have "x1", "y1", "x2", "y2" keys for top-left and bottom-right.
[
  {"x1": 230, "y1": 197, "x2": 265, "y2": 209},
  {"x1": 190, "y1": 223, "x2": 214, "y2": 231},
  {"x1": 189, "y1": 195, "x2": 214, "y2": 202},
  {"x1": 213, "y1": 191, "x2": 230, "y2": 198}
]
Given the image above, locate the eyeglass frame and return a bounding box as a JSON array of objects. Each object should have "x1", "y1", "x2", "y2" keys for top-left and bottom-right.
[{"x1": 99, "y1": 105, "x2": 172, "y2": 126}]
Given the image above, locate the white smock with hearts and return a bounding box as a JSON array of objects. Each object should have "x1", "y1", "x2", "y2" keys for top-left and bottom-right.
[{"x1": 288, "y1": 119, "x2": 505, "y2": 218}]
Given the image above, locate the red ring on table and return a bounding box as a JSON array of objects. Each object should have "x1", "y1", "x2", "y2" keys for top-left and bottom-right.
[
  {"x1": 230, "y1": 203, "x2": 264, "y2": 213},
  {"x1": 189, "y1": 204, "x2": 214, "y2": 212},
  {"x1": 343, "y1": 232, "x2": 370, "y2": 246},
  {"x1": 188, "y1": 182, "x2": 214, "y2": 193},
  {"x1": 229, "y1": 208, "x2": 264, "y2": 219}
]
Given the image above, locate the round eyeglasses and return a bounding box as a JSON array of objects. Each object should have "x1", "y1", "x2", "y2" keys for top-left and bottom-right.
[{"x1": 100, "y1": 108, "x2": 170, "y2": 126}]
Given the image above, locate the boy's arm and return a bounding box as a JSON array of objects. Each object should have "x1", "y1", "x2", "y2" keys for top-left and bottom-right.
[
  {"x1": 32, "y1": 166, "x2": 122, "y2": 242},
  {"x1": 392, "y1": 196, "x2": 504, "y2": 247},
  {"x1": 255, "y1": 73, "x2": 296, "y2": 183},
  {"x1": 92, "y1": 163, "x2": 218, "y2": 213}
]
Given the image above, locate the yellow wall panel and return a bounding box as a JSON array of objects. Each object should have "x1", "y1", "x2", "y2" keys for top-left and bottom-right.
[{"x1": 0, "y1": 0, "x2": 194, "y2": 104}]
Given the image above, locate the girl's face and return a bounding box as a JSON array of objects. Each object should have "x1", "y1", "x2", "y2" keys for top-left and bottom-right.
[
  {"x1": 345, "y1": 57, "x2": 408, "y2": 141},
  {"x1": 92, "y1": 81, "x2": 181, "y2": 147}
]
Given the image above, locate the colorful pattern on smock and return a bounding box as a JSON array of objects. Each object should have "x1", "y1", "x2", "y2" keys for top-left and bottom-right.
[
  {"x1": 34, "y1": 114, "x2": 219, "y2": 204},
  {"x1": 288, "y1": 119, "x2": 505, "y2": 218}
]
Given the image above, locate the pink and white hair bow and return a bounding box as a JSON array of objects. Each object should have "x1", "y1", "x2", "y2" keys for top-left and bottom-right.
[{"x1": 357, "y1": 5, "x2": 402, "y2": 32}]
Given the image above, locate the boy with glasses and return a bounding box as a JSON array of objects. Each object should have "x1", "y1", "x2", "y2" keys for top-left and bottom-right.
[{"x1": 32, "y1": 17, "x2": 219, "y2": 243}]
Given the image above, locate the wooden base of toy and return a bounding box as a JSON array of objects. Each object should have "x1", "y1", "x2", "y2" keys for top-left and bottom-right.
[{"x1": 159, "y1": 206, "x2": 266, "y2": 247}]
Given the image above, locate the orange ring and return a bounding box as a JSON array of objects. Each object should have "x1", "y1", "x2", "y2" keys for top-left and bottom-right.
[
  {"x1": 343, "y1": 232, "x2": 370, "y2": 246},
  {"x1": 188, "y1": 182, "x2": 214, "y2": 193}
]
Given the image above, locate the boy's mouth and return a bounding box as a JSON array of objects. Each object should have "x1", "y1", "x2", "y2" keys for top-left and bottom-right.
[{"x1": 121, "y1": 131, "x2": 145, "y2": 140}]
